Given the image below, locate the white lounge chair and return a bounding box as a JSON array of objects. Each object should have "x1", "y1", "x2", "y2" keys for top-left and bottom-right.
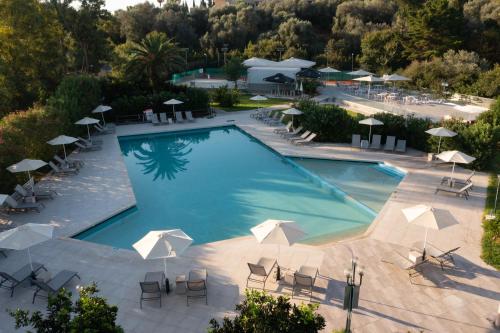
[
  {"x1": 75, "y1": 141, "x2": 101, "y2": 152},
  {"x1": 293, "y1": 133, "x2": 317, "y2": 145},
  {"x1": 435, "y1": 182, "x2": 472, "y2": 199},
  {"x1": 395, "y1": 139, "x2": 406, "y2": 153},
  {"x1": 49, "y1": 161, "x2": 78, "y2": 175},
  {"x1": 247, "y1": 258, "x2": 277, "y2": 290},
  {"x1": 185, "y1": 111, "x2": 195, "y2": 122},
  {"x1": 441, "y1": 171, "x2": 474, "y2": 188},
  {"x1": 274, "y1": 121, "x2": 292, "y2": 134},
  {"x1": 268, "y1": 114, "x2": 285, "y2": 126},
  {"x1": 384, "y1": 136, "x2": 396, "y2": 151},
  {"x1": 151, "y1": 113, "x2": 160, "y2": 126},
  {"x1": 351, "y1": 134, "x2": 361, "y2": 149},
  {"x1": 2, "y1": 195, "x2": 44, "y2": 213},
  {"x1": 282, "y1": 126, "x2": 303, "y2": 138},
  {"x1": 159, "y1": 113, "x2": 169, "y2": 125},
  {"x1": 369, "y1": 134, "x2": 381, "y2": 149},
  {"x1": 175, "y1": 111, "x2": 184, "y2": 122},
  {"x1": 77, "y1": 137, "x2": 102, "y2": 146},
  {"x1": 93, "y1": 125, "x2": 112, "y2": 135},
  {"x1": 15, "y1": 184, "x2": 55, "y2": 201},
  {"x1": 54, "y1": 155, "x2": 83, "y2": 170},
  {"x1": 289, "y1": 130, "x2": 311, "y2": 142}
]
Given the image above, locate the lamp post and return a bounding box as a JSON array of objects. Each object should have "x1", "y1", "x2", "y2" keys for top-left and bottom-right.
[
  {"x1": 351, "y1": 53, "x2": 354, "y2": 72},
  {"x1": 343, "y1": 257, "x2": 364, "y2": 333},
  {"x1": 277, "y1": 46, "x2": 285, "y2": 61},
  {"x1": 221, "y1": 44, "x2": 229, "y2": 64}
]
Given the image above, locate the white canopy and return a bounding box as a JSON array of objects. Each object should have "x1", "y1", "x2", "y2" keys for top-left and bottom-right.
[
  {"x1": 75, "y1": 117, "x2": 100, "y2": 141},
  {"x1": 318, "y1": 67, "x2": 340, "y2": 73},
  {"x1": 47, "y1": 135, "x2": 78, "y2": 159},
  {"x1": 282, "y1": 108, "x2": 303, "y2": 115},
  {"x1": 278, "y1": 57, "x2": 316, "y2": 68},
  {"x1": 92, "y1": 105, "x2": 112, "y2": 114},
  {"x1": 384, "y1": 74, "x2": 410, "y2": 82},
  {"x1": 403, "y1": 205, "x2": 458, "y2": 258},
  {"x1": 163, "y1": 99, "x2": 184, "y2": 105},
  {"x1": 0, "y1": 194, "x2": 8, "y2": 205},
  {"x1": 347, "y1": 69, "x2": 373, "y2": 76},
  {"x1": 436, "y1": 150, "x2": 475, "y2": 184},
  {"x1": 354, "y1": 75, "x2": 384, "y2": 82},
  {"x1": 251, "y1": 219, "x2": 306, "y2": 246},
  {"x1": 359, "y1": 117, "x2": 383, "y2": 126},
  {"x1": 243, "y1": 57, "x2": 278, "y2": 67},
  {"x1": 249, "y1": 95, "x2": 268, "y2": 101},
  {"x1": 7, "y1": 159, "x2": 47, "y2": 173},
  {"x1": 0, "y1": 223, "x2": 54, "y2": 270},
  {"x1": 133, "y1": 229, "x2": 193, "y2": 277},
  {"x1": 426, "y1": 127, "x2": 457, "y2": 154}
]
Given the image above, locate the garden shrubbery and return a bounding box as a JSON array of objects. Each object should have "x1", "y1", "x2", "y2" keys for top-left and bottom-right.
[{"x1": 211, "y1": 86, "x2": 240, "y2": 107}]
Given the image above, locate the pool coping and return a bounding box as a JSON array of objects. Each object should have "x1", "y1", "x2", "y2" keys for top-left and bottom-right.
[{"x1": 69, "y1": 123, "x2": 407, "y2": 249}]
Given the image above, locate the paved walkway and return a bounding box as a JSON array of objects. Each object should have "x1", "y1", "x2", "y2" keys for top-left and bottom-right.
[{"x1": 0, "y1": 111, "x2": 498, "y2": 333}]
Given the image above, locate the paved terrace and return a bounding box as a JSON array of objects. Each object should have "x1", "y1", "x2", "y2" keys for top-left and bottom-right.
[{"x1": 0, "y1": 110, "x2": 498, "y2": 333}]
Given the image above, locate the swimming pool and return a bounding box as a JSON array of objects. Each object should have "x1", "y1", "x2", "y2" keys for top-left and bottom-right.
[{"x1": 74, "y1": 126, "x2": 403, "y2": 249}]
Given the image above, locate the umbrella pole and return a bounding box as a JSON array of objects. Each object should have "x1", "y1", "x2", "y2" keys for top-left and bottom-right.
[
  {"x1": 277, "y1": 244, "x2": 281, "y2": 281},
  {"x1": 173, "y1": 105, "x2": 176, "y2": 122},
  {"x1": 27, "y1": 247, "x2": 34, "y2": 272},
  {"x1": 369, "y1": 126, "x2": 372, "y2": 144},
  {"x1": 450, "y1": 162, "x2": 456, "y2": 186},
  {"x1": 164, "y1": 258, "x2": 167, "y2": 279},
  {"x1": 86, "y1": 125, "x2": 91, "y2": 141},
  {"x1": 437, "y1": 137, "x2": 442, "y2": 154},
  {"x1": 101, "y1": 112, "x2": 106, "y2": 127},
  {"x1": 63, "y1": 144, "x2": 67, "y2": 160},
  {"x1": 422, "y1": 228, "x2": 428, "y2": 260},
  {"x1": 27, "y1": 170, "x2": 34, "y2": 196}
]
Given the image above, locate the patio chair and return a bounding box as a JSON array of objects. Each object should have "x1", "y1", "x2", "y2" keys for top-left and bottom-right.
[
  {"x1": 288, "y1": 130, "x2": 311, "y2": 142},
  {"x1": 384, "y1": 136, "x2": 396, "y2": 151},
  {"x1": 441, "y1": 171, "x2": 474, "y2": 189},
  {"x1": 293, "y1": 133, "x2": 317, "y2": 145},
  {"x1": 263, "y1": 112, "x2": 279, "y2": 124},
  {"x1": 0, "y1": 263, "x2": 47, "y2": 297},
  {"x1": 185, "y1": 111, "x2": 195, "y2": 122},
  {"x1": 32, "y1": 270, "x2": 80, "y2": 303},
  {"x1": 246, "y1": 257, "x2": 277, "y2": 290},
  {"x1": 15, "y1": 184, "x2": 54, "y2": 201},
  {"x1": 186, "y1": 268, "x2": 208, "y2": 306},
  {"x1": 274, "y1": 121, "x2": 292, "y2": 134},
  {"x1": 75, "y1": 141, "x2": 102, "y2": 152},
  {"x1": 412, "y1": 241, "x2": 460, "y2": 270},
  {"x1": 395, "y1": 139, "x2": 406, "y2": 153},
  {"x1": 292, "y1": 266, "x2": 318, "y2": 302},
  {"x1": 159, "y1": 113, "x2": 169, "y2": 125},
  {"x1": 139, "y1": 281, "x2": 162, "y2": 308},
  {"x1": 351, "y1": 134, "x2": 361, "y2": 149},
  {"x1": 435, "y1": 182, "x2": 472, "y2": 199},
  {"x1": 77, "y1": 137, "x2": 102, "y2": 146},
  {"x1": 151, "y1": 113, "x2": 160, "y2": 126},
  {"x1": 93, "y1": 125, "x2": 112, "y2": 135},
  {"x1": 369, "y1": 134, "x2": 381, "y2": 149},
  {"x1": 175, "y1": 111, "x2": 184, "y2": 123},
  {"x1": 54, "y1": 155, "x2": 83, "y2": 170},
  {"x1": 3, "y1": 195, "x2": 43, "y2": 213},
  {"x1": 282, "y1": 126, "x2": 303, "y2": 138},
  {"x1": 49, "y1": 161, "x2": 78, "y2": 175}
]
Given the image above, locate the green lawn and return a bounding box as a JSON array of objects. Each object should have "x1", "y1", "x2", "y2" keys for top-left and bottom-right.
[{"x1": 211, "y1": 94, "x2": 291, "y2": 112}]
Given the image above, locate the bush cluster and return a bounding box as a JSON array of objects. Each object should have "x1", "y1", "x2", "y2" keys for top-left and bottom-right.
[
  {"x1": 482, "y1": 215, "x2": 500, "y2": 269},
  {"x1": 211, "y1": 86, "x2": 240, "y2": 107}
]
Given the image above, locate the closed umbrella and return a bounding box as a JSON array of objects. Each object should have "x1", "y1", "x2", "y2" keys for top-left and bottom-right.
[
  {"x1": 47, "y1": 135, "x2": 78, "y2": 160},
  {"x1": 251, "y1": 219, "x2": 306, "y2": 279},
  {"x1": 164, "y1": 99, "x2": 184, "y2": 121},
  {"x1": 75, "y1": 117, "x2": 100, "y2": 141},
  {"x1": 133, "y1": 229, "x2": 193, "y2": 278},
  {"x1": 0, "y1": 223, "x2": 54, "y2": 271},
  {"x1": 425, "y1": 127, "x2": 457, "y2": 154},
  {"x1": 436, "y1": 150, "x2": 475, "y2": 185},
  {"x1": 354, "y1": 75, "x2": 384, "y2": 98},
  {"x1": 359, "y1": 117, "x2": 383, "y2": 144},
  {"x1": 92, "y1": 105, "x2": 112, "y2": 127},
  {"x1": 7, "y1": 159, "x2": 47, "y2": 194},
  {"x1": 282, "y1": 108, "x2": 303, "y2": 130},
  {"x1": 402, "y1": 205, "x2": 458, "y2": 259}
]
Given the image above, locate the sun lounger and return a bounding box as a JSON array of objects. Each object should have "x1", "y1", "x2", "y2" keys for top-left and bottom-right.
[
  {"x1": 351, "y1": 134, "x2": 361, "y2": 149},
  {"x1": 435, "y1": 182, "x2": 472, "y2": 199},
  {"x1": 15, "y1": 185, "x2": 54, "y2": 201},
  {"x1": 185, "y1": 111, "x2": 195, "y2": 122},
  {"x1": 95, "y1": 123, "x2": 115, "y2": 133},
  {"x1": 3, "y1": 195, "x2": 43, "y2": 213},
  {"x1": 292, "y1": 266, "x2": 318, "y2": 301},
  {"x1": 32, "y1": 270, "x2": 80, "y2": 303},
  {"x1": 186, "y1": 268, "x2": 208, "y2": 306},
  {"x1": 412, "y1": 241, "x2": 460, "y2": 270},
  {"x1": 293, "y1": 133, "x2": 317, "y2": 145},
  {"x1": 175, "y1": 111, "x2": 184, "y2": 122},
  {"x1": 381, "y1": 252, "x2": 427, "y2": 284},
  {"x1": 77, "y1": 137, "x2": 102, "y2": 146},
  {"x1": 282, "y1": 126, "x2": 303, "y2": 138},
  {"x1": 369, "y1": 134, "x2": 381, "y2": 149},
  {"x1": 140, "y1": 271, "x2": 165, "y2": 308},
  {"x1": 75, "y1": 141, "x2": 101, "y2": 152},
  {"x1": 384, "y1": 136, "x2": 396, "y2": 151},
  {"x1": 151, "y1": 113, "x2": 160, "y2": 126},
  {"x1": 93, "y1": 125, "x2": 112, "y2": 135},
  {"x1": 441, "y1": 171, "x2": 474, "y2": 188},
  {"x1": 263, "y1": 112, "x2": 279, "y2": 124},
  {"x1": 395, "y1": 139, "x2": 406, "y2": 153},
  {"x1": 274, "y1": 121, "x2": 292, "y2": 134},
  {"x1": 49, "y1": 161, "x2": 78, "y2": 175},
  {"x1": 288, "y1": 130, "x2": 311, "y2": 142},
  {"x1": 268, "y1": 114, "x2": 285, "y2": 126},
  {"x1": 54, "y1": 155, "x2": 83, "y2": 170},
  {"x1": 247, "y1": 257, "x2": 277, "y2": 290},
  {"x1": 159, "y1": 113, "x2": 169, "y2": 125},
  {"x1": 0, "y1": 263, "x2": 47, "y2": 297}
]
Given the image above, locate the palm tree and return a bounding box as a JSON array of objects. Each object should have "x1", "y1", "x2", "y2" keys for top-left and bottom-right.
[{"x1": 126, "y1": 32, "x2": 184, "y2": 92}]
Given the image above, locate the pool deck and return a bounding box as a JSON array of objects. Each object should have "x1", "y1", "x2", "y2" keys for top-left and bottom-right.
[{"x1": 0, "y1": 110, "x2": 498, "y2": 333}]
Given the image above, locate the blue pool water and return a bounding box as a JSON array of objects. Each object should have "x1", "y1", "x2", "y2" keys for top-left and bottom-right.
[{"x1": 74, "y1": 126, "x2": 403, "y2": 249}]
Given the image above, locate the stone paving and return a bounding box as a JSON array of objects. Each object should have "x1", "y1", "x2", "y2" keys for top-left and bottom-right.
[{"x1": 0, "y1": 110, "x2": 498, "y2": 333}]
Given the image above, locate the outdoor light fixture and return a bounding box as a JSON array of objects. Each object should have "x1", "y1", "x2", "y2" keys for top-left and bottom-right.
[{"x1": 343, "y1": 257, "x2": 364, "y2": 333}]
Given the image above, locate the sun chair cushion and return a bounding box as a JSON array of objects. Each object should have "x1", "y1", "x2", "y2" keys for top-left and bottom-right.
[
  {"x1": 46, "y1": 270, "x2": 79, "y2": 291},
  {"x1": 1, "y1": 263, "x2": 45, "y2": 283}
]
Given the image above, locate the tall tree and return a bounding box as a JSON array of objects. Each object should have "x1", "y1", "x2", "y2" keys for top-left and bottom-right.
[
  {"x1": 126, "y1": 31, "x2": 184, "y2": 91},
  {"x1": 224, "y1": 57, "x2": 245, "y2": 88}
]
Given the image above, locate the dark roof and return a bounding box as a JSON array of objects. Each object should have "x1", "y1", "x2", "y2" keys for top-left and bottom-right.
[
  {"x1": 263, "y1": 73, "x2": 295, "y2": 84},
  {"x1": 296, "y1": 68, "x2": 321, "y2": 79}
]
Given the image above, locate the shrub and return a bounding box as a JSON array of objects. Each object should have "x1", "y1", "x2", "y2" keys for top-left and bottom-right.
[
  {"x1": 302, "y1": 79, "x2": 321, "y2": 95},
  {"x1": 208, "y1": 289, "x2": 326, "y2": 333},
  {"x1": 10, "y1": 283, "x2": 123, "y2": 333},
  {"x1": 482, "y1": 215, "x2": 500, "y2": 269},
  {"x1": 212, "y1": 86, "x2": 240, "y2": 107}
]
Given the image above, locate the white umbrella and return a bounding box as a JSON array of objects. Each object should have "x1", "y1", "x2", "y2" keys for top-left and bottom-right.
[
  {"x1": 425, "y1": 127, "x2": 457, "y2": 154},
  {"x1": 164, "y1": 99, "x2": 184, "y2": 121},
  {"x1": 7, "y1": 159, "x2": 47, "y2": 194},
  {"x1": 47, "y1": 135, "x2": 78, "y2": 159},
  {"x1": 250, "y1": 95, "x2": 268, "y2": 110},
  {"x1": 318, "y1": 67, "x2": 340, "y2": 73},
  {"x1": 354, "y1": 75, "x2": 384, "y2": 98},
  {"x1": 133, "y1": 229, "x2": 193, "y2": 277},
  {"x1": 282, "y1": 108, "x2": 303, "y2": 130},
  {"x1": 436, "y1": 150, "x2": 476, "y2": 184},
  {"x1": 402, "y1": 205, "x2": 458, "y2": 259},
  {"x1": 75, "y1": 117, "x2": 100, "y2": 141},
  {"x1": 0, "y1": 194, "x2": 8, "y2": 205},
  {"x1": 0, "y1": 223, "x2": 54, "y2": 271},
  {"x1": 251, "y1": 219, "x2": 306, "y2": 279},
  {"x1": 359, "y1": 117, "x2": 383, "y2": 144},
  {"x1": 347, "y1": 69, "x2": 373, "y2": 76},
  {"x1": 384, "y1": 74, "x2": 411, "y2": 91},
  {"x1": 92, "y1": 105, "x2": 112, "y2": 127}
]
